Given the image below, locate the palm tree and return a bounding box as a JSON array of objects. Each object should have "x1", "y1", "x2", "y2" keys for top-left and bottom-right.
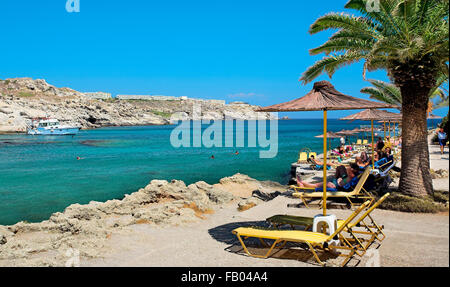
[
  {"x1": 361, "y1": 74, "x2": 449, "y2": 110},
  {"x1": 360, "y1": 79, "x2": 402, "y2": 107},
  {"x1": 300, "y1": 0, "x2": 449, "y2": 197}
]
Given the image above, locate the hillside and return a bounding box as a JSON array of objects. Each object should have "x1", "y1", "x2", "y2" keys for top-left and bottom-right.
[{"x1": 0, "y1": 78, "x2": 275, "y2": 133}]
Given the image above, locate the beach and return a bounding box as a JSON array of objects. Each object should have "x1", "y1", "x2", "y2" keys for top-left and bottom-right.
[
  {"x1": 1, "y1": 141, "x2": 448, "y2": 267},
  {"x1": 1, "y1": 0, "x2": 448, "y2": 272},
  {"x1": 85, "y1": 144, "x2": 450, "y2": 267}
]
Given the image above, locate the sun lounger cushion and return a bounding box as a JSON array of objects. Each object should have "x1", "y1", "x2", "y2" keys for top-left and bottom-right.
[
  {"x1": 314, "y1": 187, "x2": 338, "y2": 192},
  {"x1": 233, "y1": 227, "x2": 330, "y2": 244}
]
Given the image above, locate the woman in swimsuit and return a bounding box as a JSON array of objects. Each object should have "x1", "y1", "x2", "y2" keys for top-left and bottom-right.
[{"x1": 297, "y1": 163, "x2": 359, "y2": 190}]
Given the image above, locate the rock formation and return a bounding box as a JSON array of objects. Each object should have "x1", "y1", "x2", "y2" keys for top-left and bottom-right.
[
  {"x1": 0, "y1": 78, "x2": 275, "y2": 133},
  {"x1": 0, "y1": 173, "x2": 286, "y2": 266}
]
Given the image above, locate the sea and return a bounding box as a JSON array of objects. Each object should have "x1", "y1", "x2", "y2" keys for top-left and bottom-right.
[{"x1": 0, "y1": 119, "x2": 439, "y2": 225}]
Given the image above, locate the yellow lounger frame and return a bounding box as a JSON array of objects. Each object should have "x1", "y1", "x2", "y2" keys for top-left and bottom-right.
[
  {"x1": 232, "y1": 201, "x2": 370, "y2": 267},
  {"x1": 267, "y1": 193, "x2": 389, "y2": 255}
]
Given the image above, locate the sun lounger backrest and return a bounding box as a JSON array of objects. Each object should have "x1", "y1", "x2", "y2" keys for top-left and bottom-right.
[
  {"x1": 351, "y1": 193, "x2": 390, "y2": 227},
  {"x1": 379, "y1": 162, "x2": 395, "y2": 177},
  {"x1": 349, "y1": 167, "x2": 371, "y2": 195},
  {"x1": 298, "y1": 152, "x2": 307, "y2": 162},
  {"x1": 309, "y1": 152, "x2": 317, "y2": 159},
  {"x1": 356, "y1": 139, "x2": 362, "y2": 145},
  {"x1": 326, "y1": 200, "x2": 370, "y2": 241}
]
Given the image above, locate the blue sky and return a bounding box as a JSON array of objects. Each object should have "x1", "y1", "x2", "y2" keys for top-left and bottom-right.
[{"x1": 0, "y1": 0, "x2": 448, "y2": 119}]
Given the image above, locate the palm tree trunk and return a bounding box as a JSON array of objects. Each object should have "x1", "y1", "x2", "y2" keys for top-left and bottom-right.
[
  {"x1": 398, "y1": 82, "x2": 433, "y2": 197},
  {"x1": 390, "y1": 56, "x2": 437, "y2": 198}
]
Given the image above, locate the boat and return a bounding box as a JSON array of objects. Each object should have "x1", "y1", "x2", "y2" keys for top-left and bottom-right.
[{"x1": 27, "y1": 118, "x2": 80, "y2": 135}]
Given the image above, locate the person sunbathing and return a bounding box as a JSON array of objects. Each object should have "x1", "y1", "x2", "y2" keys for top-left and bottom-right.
[
  {"x1": 307, "y1": 155, "x2": 337, "y2": 169},
  {"x1": 355, "y1": 156, "x2": 369, "y2": 168},
  {"x1": 331, "y1": 145, "x2": 351, "y2": 161},
  {"x1": 297, "y1": 163, "x2": 360, "y2": 191},
  {"x1": 360, "y1": 151, "x2": 370, "y2": 164}
]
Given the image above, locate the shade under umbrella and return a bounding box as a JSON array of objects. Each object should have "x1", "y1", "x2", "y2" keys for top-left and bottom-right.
[{"x1": 259, "y1": 81, "x2": 394, "y2": 216}]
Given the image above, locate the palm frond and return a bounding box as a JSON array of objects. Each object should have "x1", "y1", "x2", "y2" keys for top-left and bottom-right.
[{"x1": 300, "y1": 52, "x2": 364, "y2": 84}]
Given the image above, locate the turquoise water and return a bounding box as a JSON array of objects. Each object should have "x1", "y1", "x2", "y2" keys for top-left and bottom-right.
[{"x1": 0, "y1": 119, "x2": 435, "y2": 225}]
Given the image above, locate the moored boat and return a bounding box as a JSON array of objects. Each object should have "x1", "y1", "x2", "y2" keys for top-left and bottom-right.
[{"x1": 27, "y1": 118, "x2": 80, "y2": 135}]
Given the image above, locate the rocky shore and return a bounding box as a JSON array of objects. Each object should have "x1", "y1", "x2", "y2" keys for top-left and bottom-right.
[
  {"x1": 0, "y1": 78, "x2": 275, "y2": 133},
  {"x1": 0, "y1": 173, "x2": 287, "y2": 267}
]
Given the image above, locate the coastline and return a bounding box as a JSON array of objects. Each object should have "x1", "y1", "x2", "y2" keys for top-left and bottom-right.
[
  {"x1": 0, "y1": 173, "x2": 288, "y2": 266},
  {"x1": 0, "y1": 78, "x2": 276, "y2": 134},
  {"x1": 0, "y1": 141, "x2": 448, "y2": 267}
]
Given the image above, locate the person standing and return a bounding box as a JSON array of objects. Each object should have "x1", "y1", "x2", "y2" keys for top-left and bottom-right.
[
  {"x1": 340, "y1": 136, "x2": 345, "y2": 146},
  {"x1": 376, "y1": 137, "x2": 385, "y2": 151},
  {"x1": 437, "y1": 128, "x2": 447, "y2": 155}
]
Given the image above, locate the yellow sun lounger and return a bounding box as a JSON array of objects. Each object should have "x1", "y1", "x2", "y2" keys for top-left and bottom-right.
[
  {"x1": 290, "y1": 168, "x2": 374, "y2": 208},
  {"x1": 232, "y1": 201, "x2": 370, "y2": 267},
  {"x1": 338, "y1": 193, "x2": 389, "y2": 251},
  {"x1": 362, "y1": 139, "x2": 368, "y2": 145},
  {"x1": 297, "y1": 152, "x2": 308, "y2": 163},
  {"x1": 356, "y1": 139, "x2": 362, "y2": 145},
  {"x1": 266, "y1": 193, "x2": 390, "y2": 255}
]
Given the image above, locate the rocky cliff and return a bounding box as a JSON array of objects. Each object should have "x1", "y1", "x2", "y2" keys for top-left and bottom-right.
[{"x1": 0, "y1": 78, "x2": 275, "y2": 133}]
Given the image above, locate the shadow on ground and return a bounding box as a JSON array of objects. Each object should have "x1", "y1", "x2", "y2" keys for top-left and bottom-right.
[{"x1": 208, "y1": 220, "x2": 348, "y2": 267}]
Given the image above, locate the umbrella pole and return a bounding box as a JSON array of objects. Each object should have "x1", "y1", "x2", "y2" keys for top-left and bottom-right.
[
  {"x1": 323, "y1": 109, "x2": 327, "y2": 217},
  {"x1": 371, "y1": 120, "x2": 374, "y2": 169},
  {"x1": 388, "y1": 120, "x2": 391, "y2": 142},
  {"x1": 393, "y1": 122, "x2": 396, "y2": 144},
  {"x1": 384, "y1": 122, "x2": 386, "y2": 139}
]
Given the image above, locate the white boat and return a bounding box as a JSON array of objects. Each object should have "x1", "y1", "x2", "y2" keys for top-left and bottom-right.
[{"x1": 27, "y1": 118, "x2": 80, "y2": 135}]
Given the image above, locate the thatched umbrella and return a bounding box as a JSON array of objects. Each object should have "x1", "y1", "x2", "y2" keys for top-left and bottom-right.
[
  {"x1": 314, "y1": 131, "x2": 341, "y2": 138},
  {"x1": 336, "y1": 129, "x2": 358, "y2": 136},
  {"x1": 315, "y1": 131, "x2": 341, "y2": 150},
  {"x1": 259, "y1": 81, "x2": 394, "y2": 216},
  {"x1": 341, "y1": 109, "x2": 401, "y2": 167}
]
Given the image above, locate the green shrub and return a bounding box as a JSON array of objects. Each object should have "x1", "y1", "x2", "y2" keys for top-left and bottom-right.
[
  {"x1": 380, "y1": 193, "x2": 448, "y2": 213},
  {"x1": 433, "y1": 190, "x2": 449, "y2": 203}
]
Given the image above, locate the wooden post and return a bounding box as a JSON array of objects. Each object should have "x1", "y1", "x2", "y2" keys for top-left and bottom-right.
[{"x1": 323, "y1": 109, "x2": 327, "y2": 217}]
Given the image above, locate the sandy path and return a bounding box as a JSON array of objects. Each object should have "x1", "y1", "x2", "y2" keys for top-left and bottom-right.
[{"x1": 84, "y1": 194, "x2": 448, "y2": 267}]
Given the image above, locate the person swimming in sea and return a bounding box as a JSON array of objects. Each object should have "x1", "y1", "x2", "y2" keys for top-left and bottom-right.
[{"x1": 210, "y1": 155, "x2": 215, "y2": 159}]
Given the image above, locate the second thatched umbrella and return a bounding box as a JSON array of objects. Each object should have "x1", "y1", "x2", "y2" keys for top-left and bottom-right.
[{"x1": 259, "y1": 81, "x2": 394, "y2": 216}]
